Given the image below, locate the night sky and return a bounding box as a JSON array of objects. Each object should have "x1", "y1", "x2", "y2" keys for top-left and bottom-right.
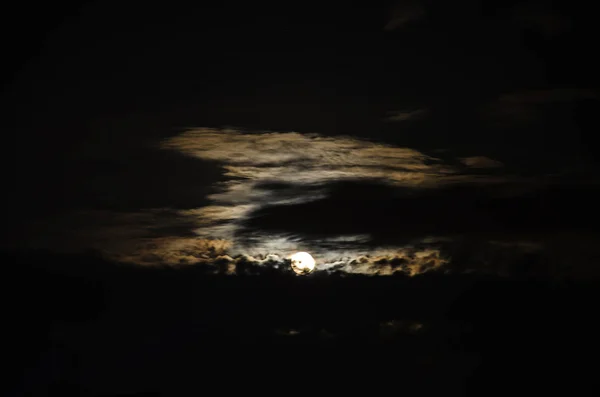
[{"x1": 2, "y1": 1, "x2": 600, "y2": 395}]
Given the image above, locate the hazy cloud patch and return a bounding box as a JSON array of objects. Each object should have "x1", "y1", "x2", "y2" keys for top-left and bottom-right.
[
  {"x1": 511, "y1": 2, "x2": 572, "y2": 37},
  {"x1": 485, "y1": 88, "x2": 596, "y2": 126},
  {"x1": 460, "y1": 156, "x2": 504, "y2": 169},
  {"x1": 384, "y1": 108, "x2": 428, "y2": 122},
  {"x1": 384, "y1": 0, "x2": 426, "y2": 31}
]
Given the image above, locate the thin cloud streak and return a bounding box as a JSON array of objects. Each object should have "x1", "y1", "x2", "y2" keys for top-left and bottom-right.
[
  {"x1": 384, "y1": 0, "x2": 426, "y2": 31},
  {"x1": 384, "y1": 108, "x2": 428, "y2": 122},
  {"x1": 460, "y1": 156, "x2": 504, "y2": 169}
]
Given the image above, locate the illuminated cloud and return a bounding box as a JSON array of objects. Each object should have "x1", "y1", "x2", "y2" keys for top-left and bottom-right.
[
  {"x1": 151, "y1": 128, "x2": 542, "y2": 275},
  {"x1": 160, "y1": 128, "x2": 451, "y2": 181},
  {"x1": 20, "y1": 127, "x2": 569, "y2": 277},
  {"x1": 159, "y1": 128, "x2": 459, "y2": 242},
  {"x1": 318, "y1": 248, "x2": 447, "y2": 276},
  {"x1": 18, "y1": 208, "x2": 232, "y2": 267},
  {"x1": 159, "y1": 128, "x2": 513, "y2": 261},
  {"x1": 112, "y1": 237, "x2": 232, "y2": 266}
]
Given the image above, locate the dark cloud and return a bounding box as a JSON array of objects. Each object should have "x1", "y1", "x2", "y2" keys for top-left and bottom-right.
[
  {"x1": 511, "y1": 1, "x2": 572, "y2": 37},
  {"x1": 238, "y1": 179, "x2": 600, "y2": 278},
  {"x1": 484, "y1": 88, "x2": 596, "y2": 126},
  {"x1": 241, "y1": 180, "x2": 600, "y2": 242},
  {"x1": 5, "y1": 144, "x2": 226, "y2": 244},
  {"x1": 65, "y1": 147, "x2": 227, "y2": 212},
  {"x1": 384, "y1": 1, "x2": 426, "y2": 31},
  {"x1": 384, "y1": 108, "x2": 429, "y2": 122},
  {"x1": 460, "y1": 156, "x2": 504, "y2": 169}
]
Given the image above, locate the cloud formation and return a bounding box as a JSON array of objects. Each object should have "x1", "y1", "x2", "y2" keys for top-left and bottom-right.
[
  {"x1": 319, "y1": 249, "x2": 447, "y2": 276},
  {"x1": 159, "y1": 128, "x2": 460, "y2": 246},
  {"x1": 20, "y1": 126, "x2": 597, "y2": 279},
  {"x1": 160, "y1": 128, "x2": 454, "y2": 184},
  {"x1": 159, "y1": 128, "x2": 515, "y2": 259}
]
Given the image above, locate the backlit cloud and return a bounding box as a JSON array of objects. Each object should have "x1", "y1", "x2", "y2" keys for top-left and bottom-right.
[
  {"x1": 19, "y1": 127, "x2": 577, "y2": 277},
  {"x1": 159, "y1": 128, "x2": 512, "y2": 259}
]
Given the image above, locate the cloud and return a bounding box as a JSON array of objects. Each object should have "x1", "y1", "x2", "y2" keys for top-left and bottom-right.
[
  {"x1": 21, "y1": 126, "x2": 596, "y2": 279},
  {"x1": 160, "y1": 128, "x2": 452, "y2": 180},
  {"x1": 14, "y1": 208, "x2": 235, "y2": 266},
  {"x1": 112, "y1": 237, "x2": 232, "y2": 266},
  {"x1": 155, "y1": 128, "x2": 555, "y2": 275},
  {"x1": 161, "y1": 129, "x2": 523, "y2": 257},
  {"x1": 460, "y1": 156, "x2": 504, "y2": 169},
  {"x1": 320, "y1": 249, "x2": 447, "y2": 276},
  {"x1": 25, "y1": 204, "x2": 450, "y2": 277},
  {"x1": 384, "y1": 1, "x2": 426, "y2": 31},
  {"x1": 380, "y1": 320, "x2": 424, "y2": 339},
  {"x1": 132, "y1": 245, "x2": 449, "y2": 277},
  {"x1": 384, "y1": 108, "x2": 428, "y2": 122},
  {"x1": 238, "y1": 178, "x2": 600, "y2": 276},
  {"x1": 16, "y1": 209, "x2": 201, "y2": 251},
  {"x1": 159, "y1": 128, "x2": 466, "y2": 253},
  {"x1": 241, "y1": 180, "x2": 552, "y2": 243}
]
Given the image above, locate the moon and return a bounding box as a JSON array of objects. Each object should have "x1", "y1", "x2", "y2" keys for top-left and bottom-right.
[{"x1": 290, "y1": 252, "x2": 315, "y2": 275}]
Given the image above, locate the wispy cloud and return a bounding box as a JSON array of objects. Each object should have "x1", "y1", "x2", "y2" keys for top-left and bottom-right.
[
  {"x1": 159, "y1": 128, "x2": 513, "y2": 245},
  {"x1": 319, "y1": 248, "x2": 447, "y2": 276},
  {"x1": 460, "y1": 156, "x2": 504, "y2": 169},
  {"x1": 20, "y1": 127, "x2": 554, "y2": 276},
  {"x1": 384, "y1": 108, "x2": 428, "y2": 122},
  {"x1": 155, "y1": 128, "x2": 513, "y2": 271},
  {"x1": 160, "y1": 128, "x2": 460, "y2": 205},
  {"x1": 158, "y1": 128, "x2": 464, "y2": 259},
  {"x1": 116, "y1": 242, "x2": 448, "y2": 277}
]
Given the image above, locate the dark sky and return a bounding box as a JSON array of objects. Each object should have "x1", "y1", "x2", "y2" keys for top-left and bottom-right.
[
  {"x1": 3, "y1": 2, "x2": 600, "y2": 395},
  {"x1": 2, "y1": 0, "x2": 599, "y2": 274}
]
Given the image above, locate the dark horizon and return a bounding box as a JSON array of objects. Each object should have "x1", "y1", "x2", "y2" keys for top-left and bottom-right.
[{"x1": 4, "y1": 249, "x2": 600, "y2": 395}]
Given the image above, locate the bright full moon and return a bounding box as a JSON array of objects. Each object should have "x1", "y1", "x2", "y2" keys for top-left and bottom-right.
[{"x1": 290, "y1": 252, "x2": 316, "y2": 275}]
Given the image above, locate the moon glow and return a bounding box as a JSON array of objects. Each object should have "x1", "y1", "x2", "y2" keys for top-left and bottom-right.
[{"x1": 290, "y1": 252, "x2": 316, "y2": 275}]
